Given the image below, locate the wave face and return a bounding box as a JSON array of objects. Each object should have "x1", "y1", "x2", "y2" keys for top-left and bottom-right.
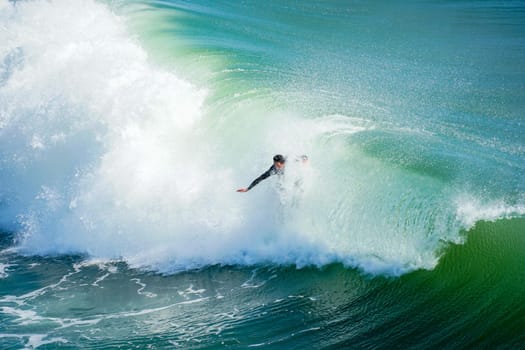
[{"x1": 1, "y1": 0, "x2": 524, "y2": 275}]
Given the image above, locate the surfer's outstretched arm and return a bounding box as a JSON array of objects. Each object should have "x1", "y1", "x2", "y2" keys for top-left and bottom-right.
[
  {"x1": 237, "y1": 168, "x2": 273, "y2": 192},
  {"x1": 236, "y1": 154, "x2": 286, "y2": 193}
]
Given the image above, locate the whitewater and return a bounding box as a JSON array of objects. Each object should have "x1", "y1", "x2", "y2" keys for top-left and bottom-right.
[{"x1": 1, "y1": 0, "x2": 524, "y2": 277}]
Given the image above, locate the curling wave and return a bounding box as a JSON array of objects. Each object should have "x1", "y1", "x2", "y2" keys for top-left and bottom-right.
[{"x1": 1, "y1": 0, "x2": 523, "y2": 276}]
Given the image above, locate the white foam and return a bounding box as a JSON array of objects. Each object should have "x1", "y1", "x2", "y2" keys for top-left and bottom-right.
[
  {"x1": 92, "y1": 273, "x2": 110, "y2": 288},
  {"x1": 0, "y1": 333, "x2": 68, "y2": 349},
  {"x1": 1, "y1": 267, "x2": 81, "y2": 305},
  {"x1": 131, "y1": 278, "x2": 157, "y2": 298},
  {"x1": 2, "y1": 0, "x2": 515, "y2": 277},
  {"x1": 0, "y1": 263, "x2": 11, "y2": 278},
  {"x1": 26, "y1": 334, "x2": 68, "y2": 349},
  {"x1": 455, "y1": 196, "x2": 525, "y2": 229},
  {"x1": 1, "y1": 306, "x2": 44, "y2": 325}
]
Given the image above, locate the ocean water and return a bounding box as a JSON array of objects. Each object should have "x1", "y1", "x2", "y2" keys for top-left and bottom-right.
[{"x1": 1, "y1": 0, "x2": 524, "y2": 348}]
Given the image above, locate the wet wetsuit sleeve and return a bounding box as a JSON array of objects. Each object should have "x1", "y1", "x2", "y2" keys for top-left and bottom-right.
[{"x1": 247, "y1": 167, "x2": 273, "y2": 191}]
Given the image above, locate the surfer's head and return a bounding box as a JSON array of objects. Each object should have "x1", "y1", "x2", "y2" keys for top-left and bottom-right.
[{"x1": 273, "y1": 154, "x2": 286, "y2": 169}]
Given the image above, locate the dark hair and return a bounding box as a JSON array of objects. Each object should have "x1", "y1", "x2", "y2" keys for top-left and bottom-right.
[{"x1": 273, "y1": 154, "x2": 286, "y2": 163}]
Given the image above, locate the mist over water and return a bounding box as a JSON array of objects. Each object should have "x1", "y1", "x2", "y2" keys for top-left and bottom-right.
[{"x1": 1, "y1": 0, "x2": 524, "y2": 277}]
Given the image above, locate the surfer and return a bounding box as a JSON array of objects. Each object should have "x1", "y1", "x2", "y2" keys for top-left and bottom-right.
[{"x1": 236, "y1": 154, "x2": 308, "y2": 192}]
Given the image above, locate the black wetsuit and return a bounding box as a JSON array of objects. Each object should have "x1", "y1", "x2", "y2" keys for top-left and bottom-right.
[{"x1": 247, "y1": 165, "x2": 284, "y2": 191}]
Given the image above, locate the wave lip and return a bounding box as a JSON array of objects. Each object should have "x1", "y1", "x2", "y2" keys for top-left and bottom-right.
[{"x1": 455, "y1": 196, "x2": 525, "y2": 229}]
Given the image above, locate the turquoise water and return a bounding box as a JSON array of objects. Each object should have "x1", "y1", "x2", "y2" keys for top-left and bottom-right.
[{"x1": 1, "y1": 0, "x2": 524, "y2": 348}]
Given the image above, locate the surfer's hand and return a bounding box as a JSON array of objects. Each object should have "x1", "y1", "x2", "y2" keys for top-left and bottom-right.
[{"x1": 237, "y1": 188, "x2": 248, "y2": 192}]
